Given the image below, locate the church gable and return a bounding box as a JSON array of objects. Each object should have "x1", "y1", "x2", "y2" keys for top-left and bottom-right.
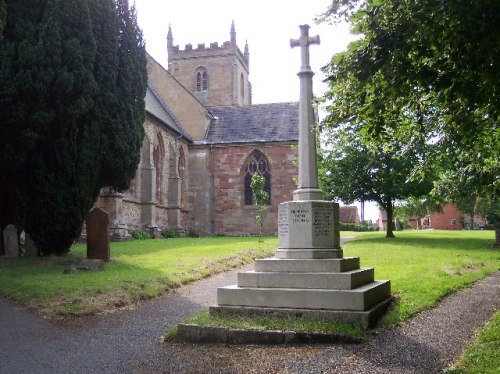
[
  {"x1": 145, "y1": 85, "x2": 188, "y2": 139},
  {"x1": 146, "y1": 54, "x2": 212, "y2": 141},
  {"x1": 204, "y1": 102, "x2": 299, "y2": 144}
]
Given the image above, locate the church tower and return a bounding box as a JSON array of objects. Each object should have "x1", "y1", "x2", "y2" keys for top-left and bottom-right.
[{"x1": 167, "y1": 22, "x2": 251, "y2": 107}]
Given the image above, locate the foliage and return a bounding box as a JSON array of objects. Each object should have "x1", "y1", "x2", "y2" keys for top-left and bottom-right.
[
  {"x1": 319, "y1": 0, "x2": 499, "y2": 245},
  {"x1": 0, "y1": 0, "x2": 147, "y2": 255},
  {"x1": 319, "y1": 125, "x2": 433, "y2": 237},
  {"x1": 447, "y1": 311, "x2": 500, "y2": 373},
  {"x1": 161, "y1": 229, "x2": 180, "y2": 239},
  {"x1": 250, "y1": 173, "x2": 269, "y2": 242},
  {"x1": 131, "y1": 230, "x2": 151, "y2": 240},
  {"x1": 339, "y1": 222, "x2": 374, "y2": 232},
  {"x1": 0, "y1": 236, "x2": 277, "y2": 317},
  {"x1": 396, "y1": 197, "x2": 443, "y2": 222}
]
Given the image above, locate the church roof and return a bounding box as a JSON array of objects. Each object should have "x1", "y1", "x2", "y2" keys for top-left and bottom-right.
[
  {"x1": 145, "y1": 84, "x2": 191, "y2": 140},
  {"x1": 204, "y1": 102, "x2": 299, "y2": 144}
]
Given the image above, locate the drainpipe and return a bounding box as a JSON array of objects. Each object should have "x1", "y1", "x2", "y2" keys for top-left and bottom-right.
[{"x1": 210, "y1": 144, "x2": 215, "y2": 235}]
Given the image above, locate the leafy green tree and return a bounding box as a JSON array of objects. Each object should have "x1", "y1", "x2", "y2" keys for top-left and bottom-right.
[
  {"x1": 250, "y1": 174, "x2": 269, "y2": 242},
  {"x1": 319, "y1": 125, "x2": 433, "y2": 237},
  {"x1": 0, "y1": 0, "x2": 147, "y2": 255},
  {"x1": 320, "y1": 0, "x2": 499, "y2": 244}
]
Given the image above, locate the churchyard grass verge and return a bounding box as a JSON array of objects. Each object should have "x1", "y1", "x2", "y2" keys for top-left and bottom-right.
[
  {"x1": 168, "y1": 230, "x2": 499, "y2": 338},
  {"x1": 446, "y1": 310, "x2": 500, "y2": 374},
  {"x1": 0, "y1": 237, "x2": 278, "y2": 317}
]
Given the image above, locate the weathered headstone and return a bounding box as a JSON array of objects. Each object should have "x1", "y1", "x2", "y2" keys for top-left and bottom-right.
[
  {"x1": 3, "y1": 224, "x2": 19, "y2": 258},
  {"x1": 211, "y1": 25, "x2": 392, "y2": 328},
  {"x1": 86, "y1": 207, "x2": 110, "y2": 262},
  {"x1": 24, "y1": 234, "x2": 38, "y2": 257}
]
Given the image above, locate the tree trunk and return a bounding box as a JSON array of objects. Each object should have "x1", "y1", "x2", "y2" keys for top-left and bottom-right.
[
  {"x1": 494, "y1": 220, "x2": 500, "y2": 248},
  {"x1": 386, "y1": 204, "x2": 395, "y2": 238}
]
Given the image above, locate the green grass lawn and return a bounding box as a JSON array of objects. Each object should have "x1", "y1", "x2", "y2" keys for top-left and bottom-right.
[
  {"x1": 341, "y1": 230, "x2": 500, "y2": 327},
  {"x1": 0, "y1": 230, "x2": 498, "y2": 324},
  {"x1": 0, "y1": 236, "x2": 278, "y2": 316},
  {"x1": 177, "y1": 230, "x2": 499, "y2": 336},
  {"x1": 447, "y1": 310, "x2": 500, "y2": 374}
]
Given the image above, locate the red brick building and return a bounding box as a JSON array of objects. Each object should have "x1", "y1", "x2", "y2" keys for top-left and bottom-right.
[
  {"x1": 339, "y1": 206, "x2": 360, "y2": 223},
  {"x1": 94, "y1": 23, "x2": 298, "y2": 237},
  {"x1": 421, "y1": 203, "x2": 462, "y2": 230}
]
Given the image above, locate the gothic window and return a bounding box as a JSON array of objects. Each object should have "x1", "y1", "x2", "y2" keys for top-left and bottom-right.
[
  {"x1": 244, "y1": 150, "x2": 271, "y2": 205},
  {"x1": 196, "y1": 67, "x2": 208, "y2": 92},
  {"x1": 126, "y1": 177, "x2": 137, "y2": 198},
  {"x1": 153, "y1": 133, "x2": 165, "y2": 204},
  {"x1": 240, "y1": 73, "x2": 244, "y2": 98}
]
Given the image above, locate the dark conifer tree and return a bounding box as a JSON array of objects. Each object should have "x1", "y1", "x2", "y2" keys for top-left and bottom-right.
[
  {"x1": 99, "y1": 0, "x2": 146, "y2": 190},
  {"x1": 0, "y1": 0, "x2": 147, "y2": 255}
]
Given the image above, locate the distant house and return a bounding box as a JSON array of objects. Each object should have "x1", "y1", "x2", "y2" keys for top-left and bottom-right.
[
  {"x1": 378, "y1": 209, "x2": 388, "y2": 231},
  {"x1": 421, "y1": 203, "x2": 462, "y2": 230},
  {"x1": 339, "y1": 206, "x2": 360, "y2": 224}
]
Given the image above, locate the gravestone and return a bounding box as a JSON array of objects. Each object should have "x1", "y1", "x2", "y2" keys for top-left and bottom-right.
[
  {"x1": 86, "y1": 207, "x2": 110, "y2": 262},
  {"x1": 211, "y1": 25, "x2": 392, "y2": 328},
  {"x1": 3, "y1": 224, "x2": 19, "y2": 258},
  {"x1": 24, "y1": 234, "x2": 38, "y2": 257}
]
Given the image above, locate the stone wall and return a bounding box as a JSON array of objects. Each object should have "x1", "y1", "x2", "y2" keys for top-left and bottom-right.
[
  {"x1": 168, "y1": 51, "x2": 250, "y2": 107},
  {"x1": 187, "y1": 146, "x2": 213, "y2": 234},
  {"x1": 93, "y1": 115, "x2": 190, "y2": 237},
  {"x1": 211, "y1": 143, "x2": 297, "y2": 235}
]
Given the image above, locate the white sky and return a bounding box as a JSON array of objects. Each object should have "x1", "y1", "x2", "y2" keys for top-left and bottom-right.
[{"x1": 133, "y1": 0, "x2": 380, "y2": 222}]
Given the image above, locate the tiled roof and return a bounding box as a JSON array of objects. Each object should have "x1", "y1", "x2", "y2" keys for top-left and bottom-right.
[
  {"x1": 145, "y1": 84, "x2": 191, "y2": 140},
  {"x1": 204, "y1": 102, "x2": 299, "y2": 144}
]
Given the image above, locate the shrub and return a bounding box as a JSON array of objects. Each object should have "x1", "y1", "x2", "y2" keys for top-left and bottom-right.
[
  {"x1": 339, "y1": 222, "x2": 375, "y2": 232},
  {"x1": 130, "y1": 230, "x2": 151, "y2": 240},
  {"x1": 161, "y1": 229, "x2": 180, "y2": 239}
]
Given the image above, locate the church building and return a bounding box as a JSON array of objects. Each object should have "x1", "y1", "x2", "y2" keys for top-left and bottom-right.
[{"x1": 94, "y1": 23, "x2": 299, "y2": 238}]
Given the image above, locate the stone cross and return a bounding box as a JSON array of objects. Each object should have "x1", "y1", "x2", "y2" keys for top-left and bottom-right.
[{"x1": 290, "y1": 25, "x2": 323, "y2": 201}]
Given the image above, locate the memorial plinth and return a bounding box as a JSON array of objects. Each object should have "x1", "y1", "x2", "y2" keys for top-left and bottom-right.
[{"x1": 211, "y1": 25, "x2": 392, "y2": 328}]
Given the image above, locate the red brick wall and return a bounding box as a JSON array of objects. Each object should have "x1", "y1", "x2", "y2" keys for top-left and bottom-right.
[
  {"x1": 212, "y1": 143, "x2": 297, "y2": 235},
  {"x1": 428, "y1": 203, "x2": 462, "y2": 230}
]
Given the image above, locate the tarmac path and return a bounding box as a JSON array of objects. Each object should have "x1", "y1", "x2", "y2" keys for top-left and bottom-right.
[{"x1": 0, "y1": 263, "x2": 498, "y2": 373}]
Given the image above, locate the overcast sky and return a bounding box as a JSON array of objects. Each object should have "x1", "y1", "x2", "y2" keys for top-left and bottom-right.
[
  {"x1": 133, "y1": 0, "x2": 379, "y2": 221},
  {"x1": 133, "y1": 0, "x2": 357, "y2": 104}
]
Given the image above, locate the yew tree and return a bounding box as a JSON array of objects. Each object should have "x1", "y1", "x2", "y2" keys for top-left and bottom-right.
[{"x1": 0, "y1": 0, "x2": 147, "y2": 255}]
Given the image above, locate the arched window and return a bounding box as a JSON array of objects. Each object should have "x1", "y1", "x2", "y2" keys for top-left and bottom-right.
[
  {"x1": 244, "y1": 150, "x2": 271, "y2": 205},
  {"x1": 153, "y1": 133, "x2": 165, "y2": 204},
  {"x1": 196, "y1": 67, "x2": 208, "y2": 92},
  {"x1": 240, "y1": 73, "x2": 244, "y2": 98}
]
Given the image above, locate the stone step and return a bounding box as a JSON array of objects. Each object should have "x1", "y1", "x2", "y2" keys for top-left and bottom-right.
[
  {"x1": 237, "y1": 268, "x2": 374, "y2": 290},
  {"x1": 254, "y1": 257, "x2": 360, "y2": 273},
  {"x1": 275, "y1": 248, "x2": 343, "y2": 259},
  {"x1": 217, "y1": 280, "x2": 391, "y2": 311}
]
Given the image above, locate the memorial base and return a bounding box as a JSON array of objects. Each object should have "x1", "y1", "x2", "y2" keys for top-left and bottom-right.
[{"x1": 213, "y1": 200, "x2": 392, "y2": 328}]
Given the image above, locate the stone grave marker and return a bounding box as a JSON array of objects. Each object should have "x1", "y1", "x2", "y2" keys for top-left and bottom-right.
[
  {"x1": 3, "y1": 224, "x2": 19, "y2": 258},
  {"x1": 86, "y1": 207, "x2": 110, "y2": 262},
  {"x1": 24, "y1": 234, "x2": 38, "y2": 257}
]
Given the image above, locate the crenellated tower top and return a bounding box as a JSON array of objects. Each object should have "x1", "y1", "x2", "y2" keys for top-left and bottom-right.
[{"x1": 166, "y1": 22, "x2": 251, "y2": 106}]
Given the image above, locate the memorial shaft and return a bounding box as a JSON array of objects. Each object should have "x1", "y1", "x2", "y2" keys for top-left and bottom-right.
[{"x1": 290, "y1": 25, "x2": 322, "y2": 201}]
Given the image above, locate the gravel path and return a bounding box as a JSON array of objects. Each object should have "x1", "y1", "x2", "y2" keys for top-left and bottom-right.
[{"x1": 0, "y1": 266, "x2": 498, "y2": 374}]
